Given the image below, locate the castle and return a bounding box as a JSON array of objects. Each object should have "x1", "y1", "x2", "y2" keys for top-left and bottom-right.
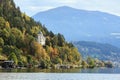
[{"x1": 37, "y1": 32, "x2": 46, "y2": 45}]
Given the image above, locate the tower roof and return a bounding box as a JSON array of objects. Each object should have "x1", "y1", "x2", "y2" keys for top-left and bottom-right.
[{"x1": 38, "y1": 31, "x2": 42, "y2": 34}]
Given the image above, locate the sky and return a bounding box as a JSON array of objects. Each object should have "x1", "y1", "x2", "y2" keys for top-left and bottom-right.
[{"x1": 13, "y1": 0, "x2": 120, "y2": 17}]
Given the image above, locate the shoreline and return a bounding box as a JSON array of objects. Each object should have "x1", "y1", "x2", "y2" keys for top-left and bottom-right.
[{"x1": 0, "y1": 67, "x2": 119, "y2": 73}]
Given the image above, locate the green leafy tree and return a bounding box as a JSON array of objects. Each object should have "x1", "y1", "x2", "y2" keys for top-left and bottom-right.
[
  {"x1": 51, "y1": 35, "x2": 58, "y2": 47},
  {"x1": 45, "y1": 37, "x2": 51, "y2": 46},
  {"x1": 49, "y1": 31, "x2": 54, "y2": 37},
  {"x1": 0, "y1": 29, "x2": 10, "y2": 43},
  {"x1": 0, "y1": 37, "x2": 4, "y2": 46},
  {"x1": 40, "y1": 59, "x2": 50, "y2": 68},
  {"x1": 0, "y1": 17, "x2": 6, "y2": 29},
  {"x1": 8, "y1": 34, "x2": 16, "y2": 45},
  {"x1": 81, "y1": 60, "x2": 88, "y2": 68},
  {"x1": 27, "y1": 55, "x2": 32, "y2": 64},
  {"x1": 57, "y1": 33, "x2": 65, "y2": 46},
  {"x1": 87, "y1": 57, "x2": 95, "y2": 68},
  {"x1": 8, "y1": 52, "x2": 18, "y2": 65}
]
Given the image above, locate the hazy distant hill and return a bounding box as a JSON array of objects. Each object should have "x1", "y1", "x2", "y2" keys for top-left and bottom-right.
[
  {"x1": 33, "y1": 6, "x2": 120, "y2": 47},
  {"x1": 73, "y1": 41, "x2": 120, "y2": 62}
]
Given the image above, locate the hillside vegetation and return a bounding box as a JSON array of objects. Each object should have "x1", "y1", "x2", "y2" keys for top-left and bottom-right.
[
  {"x1": 74, "y1": 41, "x2": 120, "y2": 63},
  {"x1": 0, "y1": 0, "x2": 81, "y2": 68}
]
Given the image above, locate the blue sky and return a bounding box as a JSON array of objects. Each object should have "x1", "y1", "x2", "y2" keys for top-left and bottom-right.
[{"x1": 14, "y1": 0, "x2": 120, "y2": 16}]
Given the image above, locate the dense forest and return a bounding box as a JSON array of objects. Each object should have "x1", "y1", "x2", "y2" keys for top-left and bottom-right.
[
  {"x1": 0, "y1": 0, "x2": 113, "y2": 69},
  {"x1": 0, "y1": 0, "x2": 81, "y2": 68}
]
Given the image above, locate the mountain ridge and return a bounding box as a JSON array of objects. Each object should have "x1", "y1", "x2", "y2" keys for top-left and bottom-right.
[
  {"x1": 73, "y1": 41, "x2": 120, "y2": 62},
  {"x1": 34, "y1": 6, "x2": 120, "y2": 17},
  {"x1": 33, "y1": 6, "x2": 120, "y2": 47}
]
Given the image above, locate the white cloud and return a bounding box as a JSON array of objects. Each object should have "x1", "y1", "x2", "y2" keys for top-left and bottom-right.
[
  {"x1": 70, "y1": 0, "x2": 120, "y2": 16},
  {"x1": 28, "y1": 6, "x2": 53, "y2": 12},
  {"x1": 57, "y1": 0, "x2": 78, "y2": 4},
  {"x1": 110, "y1": 33, "x2": 120, "y2": 39},
  {"x1": 115, "y1": 36, "x2": 120, "y2": 39},
  {"x1": 110, "y1": 33, "x2": 120, "y2": 36},
  {"x1": 14, "y1": 0, "x2": 120, "y2": 16}
]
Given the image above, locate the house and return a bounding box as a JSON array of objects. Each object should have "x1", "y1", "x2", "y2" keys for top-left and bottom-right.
[
  {"x1": 37, "y1": 32, "x2": 46, "y2": 45},
  {"x1": 0, "y1": 60, "x2": 15, "y2": 69}
]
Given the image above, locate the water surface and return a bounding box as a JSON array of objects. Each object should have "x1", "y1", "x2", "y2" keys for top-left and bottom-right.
[
  {"x1": 0, "y1": 73, "x2": 120, "y2": 80},
  {"x1": 0, "y1": 68, "x2": 120, "y2": 80}
]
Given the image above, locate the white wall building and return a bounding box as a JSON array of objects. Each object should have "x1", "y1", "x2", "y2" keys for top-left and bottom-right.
[{"x1": 37, "y1": 32, "x2": 46, "y2": 45}]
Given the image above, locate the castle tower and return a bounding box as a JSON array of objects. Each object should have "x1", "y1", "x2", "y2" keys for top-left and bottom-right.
[{"x1": 37, "y1": 32, "x2": 46, "y2": 45}]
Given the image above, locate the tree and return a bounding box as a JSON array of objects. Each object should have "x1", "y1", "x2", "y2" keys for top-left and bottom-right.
[
  {"x1": 46, "y1": 46, "x2": 53, "y2": 58},
  {"x1": 27, "y1": 55, "x2": 32, "y2": 64},
  {"x1": 57, "y1": 33, "x2": 65, "y2": 46},
  {"x1": 52, "y1": 57, "x2": 62, "y2": 64},
  {"x1": 8, "y1": 34, "x2": 16, "y2": 45},
  {"x1": 30, "y1": 26, "x2": 40, "y2": 37},
  {"x1": 0, "y1": 37, "x2": 4, "y2": 46},
  {"x1": 0, "y1": 29, "x2": 10, "y2": 42},
  {"x1": 81, "y1": 60, "x2": 88, "y2": 68},
  {"x1": 8, "y1": 52, "x2": 18, "y2": 65},
  {"x1": 42, "y1": 26, "x2": 49, "y2": 36},
  {"x1": 68, "y1": 55, "x2": 73, "y2": 62},
  {"x1": 20, "y1": 55, "x2": 27, "y2": 66},
  {"x1": 5, "y1": 21, "x2": 10, "y2": 28},
  {"x1": 87, "y1": 57, "x2": 95, "y2": 68},
  {"x1": 105, "y1": 61, "x2": 113, "y2": 68},
  {"x1": 45, "y1": 37, "x2": 51, "y2": 46},
  {"x1": 0, "y1": 55, "x2": 7, "y2": 60},
  {"x1": 70, "y1": 47, "x2": 81, "y2": 63},
  {"x1": 49, "y1": 31, "x2": 54, "y2": 37},
  {"x1": 0, "y1": 17, "x2": 6, "y2": 29},
  {"x1": 31, "y1": 41, "x2": 50, "y2": 61},
  {"x1": 40, "y1": 58, "x2": 51, "y2": 68},
  {"x1": 51, "y1": 35, "x2": 58, "y2": 47},
  {"x1": 11, "y1": 28, "x2": 23, "y2": 38},
  {"x1": 67, "y1": 42, "x2": 74, "y2": 48}
]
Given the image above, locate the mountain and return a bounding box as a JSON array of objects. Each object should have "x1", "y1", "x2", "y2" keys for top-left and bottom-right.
[
  {"x1": 0, "y1": 0, "x2": 81, "y2": 68},
  {"x1": 73, "y1": 41, "x2": 120, "y2": 62},
  {"x1": 33, "y1": 6, "x2": 120, "y2": 47}
]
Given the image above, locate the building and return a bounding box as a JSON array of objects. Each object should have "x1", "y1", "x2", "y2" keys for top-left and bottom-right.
[
  {"x1": 0, "y1": 60, "x2": 15, "y2": 69},
  {"x1": 37, "y1": 32, "x2": 46, "y2": 45}
]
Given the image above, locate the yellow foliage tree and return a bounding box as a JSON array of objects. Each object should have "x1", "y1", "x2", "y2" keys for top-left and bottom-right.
[
  {"x1": 32, "y1": 41, "x2": 50, "y2": 61},
  {"x1": 5, "y1": 21, "x2": 10, "y2": 28}
]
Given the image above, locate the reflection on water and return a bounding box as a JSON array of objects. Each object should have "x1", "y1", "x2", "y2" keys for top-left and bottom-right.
[{"x1": 0, "y1": 67, "x2": 120, "y2": 73}]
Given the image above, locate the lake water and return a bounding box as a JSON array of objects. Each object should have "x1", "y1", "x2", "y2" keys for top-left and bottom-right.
[
  {"x1": 0, "y1": 73, "x2": 120, "y2": 80},
  {"x1": 0, "y1": 68, "x2": 120, "y2": 80}
]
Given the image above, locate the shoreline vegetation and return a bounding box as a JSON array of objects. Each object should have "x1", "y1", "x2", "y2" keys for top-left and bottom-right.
[
  {"x1": 0, "y1": 57, "x2": 113, "y2": 69},
  {"x1": 0, "y1": 0, "x2": 114, "y2": 71}
]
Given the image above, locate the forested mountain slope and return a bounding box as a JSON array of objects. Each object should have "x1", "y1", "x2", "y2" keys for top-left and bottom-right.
[{"x1": 0, "y1": 0, "x2": 81, "y2": 68}]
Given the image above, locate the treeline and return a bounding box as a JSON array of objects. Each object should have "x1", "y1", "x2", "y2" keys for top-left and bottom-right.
[
  {"x1": 0, "y1": 0, "x2": 81, "y2": 68},
  {"x1": 81, "y1": 57, "x2": 113, "y2": 68}
]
